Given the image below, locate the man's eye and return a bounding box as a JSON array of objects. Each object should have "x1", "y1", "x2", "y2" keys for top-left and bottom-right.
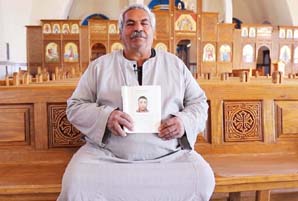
[
  {"x1": 126, "y1": 22, "x2": 134, "y2": 26},
  {"x1": 142, "y1": 21, "x2": 150, "y2": 26}
]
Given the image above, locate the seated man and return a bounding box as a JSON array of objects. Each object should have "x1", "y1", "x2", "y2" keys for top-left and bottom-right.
[{"x1": 58, "y1": 4, "x2": 215, "y2": 201}]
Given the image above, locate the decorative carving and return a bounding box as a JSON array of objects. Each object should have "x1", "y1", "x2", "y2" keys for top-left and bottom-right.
[
  {"x1": 48, "y1": 104, "x2": 84, "y2": 147},
  {"x1": 224, "y1": 101, "x2": 263, "y2": 142}
]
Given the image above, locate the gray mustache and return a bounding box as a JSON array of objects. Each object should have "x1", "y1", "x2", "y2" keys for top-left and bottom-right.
[{"x1": 130, "y1": 31, "x2": 146, "y2": 39}]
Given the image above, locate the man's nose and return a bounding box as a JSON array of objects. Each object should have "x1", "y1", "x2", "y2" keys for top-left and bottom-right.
[{"x1": 133, "y1": 22, "x2": 143, "y2": 31}]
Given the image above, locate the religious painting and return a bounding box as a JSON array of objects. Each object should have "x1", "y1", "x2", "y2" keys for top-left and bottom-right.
[
  {"x1": 175, "y1": 14, "x2": 196, "y2": 32},
  {"x1": 203, "y1": 43, "x2": 216, "y2": 62},
  {"x1": 45, "y1": 42, "x2": 59, "y2": 63},
  {"x1": 241, "y1": 27, "x2": 248, "y2": 38},
  {"x1": 111, "y1": 42, "x2": 123, "y2": 52},
  {"x1": 294, "y1": 30, "x2": 298, "y2": 39},
  {"x1": 219, "y1": 44, "x2": 231, "y2": 62},
  {"x1": 62, "y1": 24, "x2": 70, "y2": 34},
  {"x1": 155, "y1": 42, "x2": 168, "y2": 52},
  {"x1": 52, "y1": 24, "x2": 60, "y2": 34},
  {"x1": 249, "y1": 27, "x2": 256, "y2": 38},
  {"x1": 294, "y1": 47, "x2": 298, "y2": 64},
  {"x1": 286, "y1": 29, "x2": 293, "y2": 39},
  {"x1": 108, "y1": 24, "x2": 117, "y2": 34},
  {"x1": 43, "y1": 23, "x2": 51, "y2": 34},
  {"x1": 242, "y1": 44, "x2": 254, "y2": 63},
  {"x1": 279, "y1": 45, "x2": 291, "y2": 64},
  {"x1": 71, "y1": 24, "x2": 79, "y2": 34},
  {"x1": 64, "y1": 42, "x2": 79, "y2": 62},
  {"x1": 279, "y1": 28, "x2": 286, "y2": 39}
]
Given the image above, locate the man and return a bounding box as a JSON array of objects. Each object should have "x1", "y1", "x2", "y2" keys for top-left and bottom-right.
[
  {"x1": 58, "y1": 4, "x2": 215, "y2": 201},
  {"x1": 136, "y1": 96, "x2": 149, "y2": 112}
]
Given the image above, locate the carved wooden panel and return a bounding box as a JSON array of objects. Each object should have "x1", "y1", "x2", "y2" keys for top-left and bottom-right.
[
  {"x1": 275, "y1": 101, "x2": 298, "y2": 139},
  {"x1": 224, "y1": 101, "x2": 263, "y2": 142},
  {"x1": 0, "y1": 104, "x2": 32, "y2": 145},
  {"x1": 48, "y1": 104, "x2": 84, "y2": 147}
]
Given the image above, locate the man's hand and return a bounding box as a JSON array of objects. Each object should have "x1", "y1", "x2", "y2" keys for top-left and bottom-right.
[
  {"x1": 158, "y1": 116, "x2": 185, "y2": 140},
  {"x1": 107, "y1": 110, "x2": 133, "y2": 137}
]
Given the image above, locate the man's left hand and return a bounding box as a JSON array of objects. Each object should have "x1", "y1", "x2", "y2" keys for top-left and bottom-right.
[{"x1": 158, "y1": 116, "x2": 185, "y2": 140}]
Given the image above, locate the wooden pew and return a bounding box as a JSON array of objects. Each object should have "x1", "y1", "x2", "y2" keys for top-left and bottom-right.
[
  {"x1": 0, "y1": 78, "x2": 298, "y2": 200},
  {"x1": 196, "y1": 78, "x2": 298, "y2": 201},
  {"x1": 0, "y1": 82, "x2": 80, "y2": 201}
]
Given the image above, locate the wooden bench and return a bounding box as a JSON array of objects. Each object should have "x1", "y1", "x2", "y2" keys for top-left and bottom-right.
[
  {"x1": 0, "y1": 78, "x2": 298, "y2": 201},
  {"x1": 196, "y1": 78, "x2": 298, "y2": 201}
]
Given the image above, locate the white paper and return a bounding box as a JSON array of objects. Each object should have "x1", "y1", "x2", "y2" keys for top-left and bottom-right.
[{"x1": 121, "y1": 85, "x2": 161, "y2": 133}]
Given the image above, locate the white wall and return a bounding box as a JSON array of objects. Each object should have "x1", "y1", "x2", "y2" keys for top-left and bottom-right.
[
  {"x1": 233, "y1": 0, "x2": 293, "y2": 25},
  {"x1": 69, "y1": 0, "x2": 128, "y2": 20},
  {"x1": 0, "y1": 0, "x2": 74, "y2": 79},
  {"x1": 0, "y1": 0, "x2": 33, "y2": 78},
  {"x1": 287, "y1": 0, "x2": 298, "y2": 25},
  {"x1": 30, "y1": 0, "x2": 73, "y2": 24},
  {"x1": 203, "y1": 0, "x2": 226, "y2": 22}
]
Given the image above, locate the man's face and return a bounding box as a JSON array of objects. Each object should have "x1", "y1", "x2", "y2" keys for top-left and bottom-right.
[
  {"x1": 120, "y1": 9, "x2": 154, "y2": 52},
  {"x1": 138, "y1": 98, "x2": 148, "y2": 112}
]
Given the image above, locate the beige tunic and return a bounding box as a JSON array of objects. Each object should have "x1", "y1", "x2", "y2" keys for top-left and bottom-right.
[{"x1": 57, "y1": 50, "x2": 215, "y2": 201}]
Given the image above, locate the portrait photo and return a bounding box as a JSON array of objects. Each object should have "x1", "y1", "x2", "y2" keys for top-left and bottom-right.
[{"x1": 136, "y1": 96, "x2": 149, "y2": 113}]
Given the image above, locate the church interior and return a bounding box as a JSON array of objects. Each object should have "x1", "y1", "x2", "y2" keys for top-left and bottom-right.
[{"x1": 0, "y1": 0, "x2": 298, "y2": 200}]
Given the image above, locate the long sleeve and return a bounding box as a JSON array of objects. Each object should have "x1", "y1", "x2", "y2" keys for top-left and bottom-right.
[
  {"x1": 66, "y1": 62, "x2": 117, "y2": 146},
  {"x1": 173, "y1": 64, "x2": 208, "y2": 150}
]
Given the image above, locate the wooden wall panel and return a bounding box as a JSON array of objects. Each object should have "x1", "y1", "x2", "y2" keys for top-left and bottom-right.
[
  {"x1": 233, "y1": 29, "x2": 242, "y2": 69},
  {"x1": 275, "y1": 101, "x2": 298, "y2": 139},
  {"x1": 27, "y1": 26, "x2": 42, "y2": 75},
  {"x1": 155, "y1": 11, "x2": 171, "y2": 39},
  {"x1": 201, "y1": 13, "x2": 218, "y2": 42},
  {"x1": 0, "y1": 105, "x2": 32, "y2": 145},
  {"x1": 218, "y1": 24, "x2": 234, "y2": 42},
  {"x1": 80, "y1": 26, "x2": 89, "y2": 71}
]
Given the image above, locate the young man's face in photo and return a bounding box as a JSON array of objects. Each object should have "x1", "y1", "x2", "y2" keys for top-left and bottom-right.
[{"x1": 138, "y1": 98, "x2": 148, "y2": 112}]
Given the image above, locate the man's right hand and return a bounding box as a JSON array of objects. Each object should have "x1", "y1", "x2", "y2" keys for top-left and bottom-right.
[{"x1": 107, "y1": 110, "x2": 133, "y2": 137}]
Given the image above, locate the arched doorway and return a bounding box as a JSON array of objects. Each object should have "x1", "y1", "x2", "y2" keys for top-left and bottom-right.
[
  {"x1": 176, "y1": 39, "x2": 197, "y2": 75},
  {"x1": 256, "y1": 46, "x2": 271, "y2": 75},
  {"x1": 176, "y1": 40, "x2": 191, "y2": 68},
  {"x1": 91, "y1": 43, "x2": 106, "y2": 61}
]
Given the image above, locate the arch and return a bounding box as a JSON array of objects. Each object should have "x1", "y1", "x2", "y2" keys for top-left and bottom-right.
[
  {"x1": 256, "y1": 45, "x2": 271, "y2": 75},
  {"x1": 148, "y1": 0, "x2": 169, "y2": 9},
  {"x1": 81, "y1": 13, "x2": 109, "y2": 26},
  {"x1": 90, "y1": 43, "x2": 106, "y2": 61},
  {"x1": 176, "y1": 39, "x2": 192, "y2": 67}
]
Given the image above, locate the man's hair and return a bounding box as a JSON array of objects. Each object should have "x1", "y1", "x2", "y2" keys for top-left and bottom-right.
[
  {"x1": 138, "y1": 96, "x2": 147, "y2": 101},
  {"x1": 118, "y1": 4, "x2": 156, "y2": 33}
]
